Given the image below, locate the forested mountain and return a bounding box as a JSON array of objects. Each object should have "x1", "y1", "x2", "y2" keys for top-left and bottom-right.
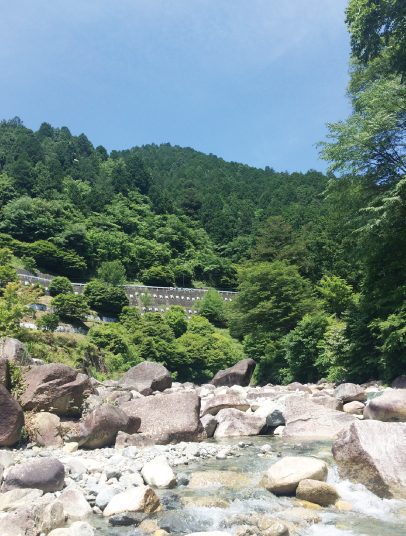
[{"x1": 2, "y1": 0, "x2": 405, "y2": 389}]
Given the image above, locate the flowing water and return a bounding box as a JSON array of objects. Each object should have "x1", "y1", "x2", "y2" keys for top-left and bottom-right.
[{"x1": 92, "y1": 436, "x2": 406, "y2": 536}]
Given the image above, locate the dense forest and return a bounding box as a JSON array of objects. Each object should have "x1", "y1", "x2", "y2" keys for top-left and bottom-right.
[{"x1": 0, "y1": 0, "x2": 405, "y2": 386}]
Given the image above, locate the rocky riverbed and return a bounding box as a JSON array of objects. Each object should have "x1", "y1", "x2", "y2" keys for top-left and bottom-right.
[{"x1": 2, "y1": 337, "x2": 406, "y2": 536}]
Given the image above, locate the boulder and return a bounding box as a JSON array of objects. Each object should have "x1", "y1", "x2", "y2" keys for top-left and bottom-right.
[
  {"x1": 202, "y1": 394, "x2": 250, "y2": 416},
  {"x1": 118, "y1": 361, "x2": 171, "y2": 393},
  {"x1": 120, "y1": 391, "x2": 205, "y2": 445},
  {"x1": 2, "y1": 457, "x2": 65, "y2": 493},
  {"x1": 0, "y1": 357, "x2": 10, "y2": 388},
  {"x1": 95, "y1": 486, "x2": 121, "y2": 511},
  {"x1": 0, "y1": 462, "x2": 3, "y2": 482},
  {"x1": 210, "y1": 358, "x2": 256, "y2": 387},
  {"x1": 343, "y1": 401, "x2": 365, "y2": 415},
  {"x1": 364, "y1": 390, "x2": 406, "y2": 422},
  {"x1": 32, "y1": 412, "x2": 64, "y2": 448},
  {"x1": 103, "y1": 485, "x2": 161, "y2": 517},
  {"x1": 58, "y1": 488, "x2": 92, "y2": 521},
  {"x1": 260, "y1": 456, "x2": 328, "y2": 495},
  {"x1": 115, "y1": 431, "x2": 156, "y2": 449},
  {"x1": 108, "y1": 512, "x2": 148, "y2": 526},
  {"x1": 141, "y1": 455, "x2": 176, "y2": 488},
  {"x1": 392, "y1": 375, "x2": 406, "y2": 389},
  {"x1": 282, "y1": 396, "x2": 356, "y2": 439},
  {"x1": 287, "y1": 382, "x2": 311, "y2": 393},
  {"x1": 200, "y1": 414, "x2": 218, "y2": 437},
  {"x1": 0, "y1": 488, "x2": 43, "y2": 512},
  {"x1": 311, "y1": 396, "x2": 343, "y2": 412},
  {"x1": 332, "y1": 420, "x2": 406, "y2": 499},
  {"x1": 213, "y1": 408, "x2": 265, "y2": 438},
  {"x1": 333, "y1": 383, "x2": 366, "y2": 402},
  {"x1": 296, "y1": 479, "x2": 340, "y2": 506},
  {"x1": 20, "y1": 364, "x2": 93, "y2": 416},
  {"x1": 0, "y1": 385, "x2": 24, "y2": 446},
  {"x1": 67, "y1": 403, "x2": 131, "y2": 448},
  {"x1": 0, "y1": 337, "x2": 35, "y2": 366},
  {"x1": 0, "y1": 497, "x2": 65, "y2": 536}
]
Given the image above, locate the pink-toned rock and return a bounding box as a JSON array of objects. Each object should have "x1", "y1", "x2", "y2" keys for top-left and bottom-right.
[
  {"x1": 288, "y1": 382, "x2": 312, "y2": 394},
  {"x1": 0, "y1": 385, "x2": 24, "y2": 446},
  {"x1": 32, "y1": 412, "x2": 64, "y2": 448},
  {"x1": 118, "y1": 361, "x2": 171, "y2": 394},
  {"x1": 311, "y1": 395, "x2": 343, "y2": 411},
  {"x1": 210, "y1": 358, "x2": 256, "y2": 387},
  {"x1": 332, "y1": 420, "x2": 406, "y2": 499},
  {"x1": 2, "y1": 457, "x2": 65, "y2": 493},
  {"x1": 121, "y1": 391, "x2": 205, "y2": 445},
  {"x1": 0, "y1": 357, "x2": 10, "y2": 388},
  {"x1": 282, "y1": 396, "x2": 355, "y2": 439},
  {"x1": 343, "y1": 401, "x2": 365, "y2": 415},
  {"x1": 201, "y1": 394, "x2": 250, "y2": 417},
  {"x1": 364, "y1": 390, "x2": 406, "y2": 422},
  {"x1": 213, "y1": 408, "x2": 265, "y2": 438},
  {"x1": 333, "y1": 383, "x2": 366, "y2": 402},
  {"x1": 20, "y1": 364, "x2": 93, "y2": 416}
]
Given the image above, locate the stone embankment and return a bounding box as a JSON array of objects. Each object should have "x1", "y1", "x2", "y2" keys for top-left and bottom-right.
[{"x1": 1, "y1": 336, "x2": 406, "y2": 535}]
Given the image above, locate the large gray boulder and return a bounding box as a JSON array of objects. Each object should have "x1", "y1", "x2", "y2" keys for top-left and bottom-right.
[
  {"x1": 200, "y1": 414, "x2": 218, "y2": 438},
  {"x1": 260, "y1": 456, "x2": 328, "y2": 495},
  {"x1": 0, "y1": 488, "x2": 44, "y2": 512},
  {"x1": 333, "y1": 383, "x2": 366, "y2": 402},
  {"x1": 213, "y1": 408, "x2": 265, "y2": 438},
  {"x1": 0, "y1": 337, "x2": 35, "y2": 366},
  {"x1": 115, "y1": 431, "x2": 155, "y2": 450},
  {"x1": 58, "y1": 488, "x2": 92, "y2": 521},
  {"x1": 0, "y1": 385, "x2": 24, "y2": 446},
  {"x1": 0, "y1": 357, "x2": 10, "y2": 388},
  {"x1": 120, "y1": 391, "x2": 205, "y2": 445},
  {"x1": 210, "y1": 358, "x2": 256, "y2": 387},
  {"x1": 67, "y1": 403, "x2": 131, "y2": 448},
  {"x1": 118, "y1": 361, "x2": 171, "y2": 394},
  {"x1": 2, "y1": 457, "x2": 65, "y2": 493},
  {"x1": 20, "y1": 363, "x2": 93, "y2": 416},
  {"x1": 311, "y1": 395, "x2": 343, "y2": 412},
  {"x1": 282, "y1": 396, "x2": 356, "y2": 439},
  {"x1": 364, "y1": 390, "x2": 406, "y2": 421},
  {"x1": 296, "y1": 479, "x2": 340, "y2": 506},
  {"x1": 332, "y1": 420, "x2": 406, "y2": 499},
  {"x1": 201, "y1": 394, "x2": 250, "y2": 416}
]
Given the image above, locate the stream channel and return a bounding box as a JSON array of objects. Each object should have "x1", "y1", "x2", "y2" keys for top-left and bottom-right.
[{"x1": 89, "y1": 436, "x2": 406, "y2": 536}]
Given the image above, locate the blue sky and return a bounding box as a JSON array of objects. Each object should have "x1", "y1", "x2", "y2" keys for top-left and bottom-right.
[{"x1": 1, "y1": 0, "x2": 350, "y2": 173}]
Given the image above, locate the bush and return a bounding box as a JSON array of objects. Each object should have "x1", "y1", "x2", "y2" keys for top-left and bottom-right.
[
  {"x1": 50, "y1": 293, "x2": 90, "y2": 322},
  {"x1": 164, "y1": 306, "x2": 187, "y2": 338},
  {"x1": 49, "y1": 276, "x2": 74, "y2": 296},
  {"x1": 196, "y1": 289, "x2": 226, "y2": 325},
  {"x1": 22, "y1": 256, "x2": 37, "y2": 273},
  {"x1": 35, "y1": 313, "x2": 60, "y2": 332},
  {"x1": 0, "y1": 265, "x2": 18, "y2": 288},
  {"x1": 98, "y1": 260, "x2": 126, "y2": 286},
  {"x1": 172, "y1": 265, "x2": 193, "y2": 287},
  {"x1": 141, "y1": 265, "x2": 175, "y2": 287},
  {"x1": 83, "y1": 280, "x2": 129, "y2": 316}
]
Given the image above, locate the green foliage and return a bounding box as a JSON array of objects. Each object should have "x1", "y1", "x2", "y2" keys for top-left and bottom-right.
[
  {"x1": 0, "y1": 282, "x2": 42, "y2": 334},
  {"x1": 83, "y1": 280, "x2": 129, "y2": 316},
  {"x1": 141, "y1": 265, "x2": 175, "y2": 287},
  {"x1": 196, "y1": 289, "x2": 226, "y2": 325},
  {"x1": 50, "y1": 293, "x2": 90, "y2": 322},
  {"x1": 164, "y1": 306, "x2": 187, "y2": 338},
  {"x1": 98, "y1": 260, "x2": 126, "y2": 286},
  {"x1": 0, "y1": 265, "x2": 18, "y2": 288},
  {"x1": 21, "y1": 256, "x2": 37, "y2": 273},
  {"x1": 0, "y1": 248, "x2": 13, "y2": 264},
  {"x1": 280, "y1": 312, "x2": 331, "y2": 384},
  {"x1": 35, "y1": 313, "x2": 60, "y2": 332},
  {"x1": 139, "y1": 291, "x2": 154, "y2": 309},
  {"x1": 49, "y1": 276, "x2": 73, "y2": 297},
  {"x1": 316, "y1": 275, "x2": 358, "y2": 317}
]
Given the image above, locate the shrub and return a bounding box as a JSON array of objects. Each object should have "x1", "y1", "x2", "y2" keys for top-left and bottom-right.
[
  {"x1": 49, "y1": 276, "x2": 74, "y2": 296},
  {"x1": 164, "y1": 306, "x2": 187, "y2": 338},
  {"x1": 141, "y1": 265, "x2": 175, "y2": 287},
  {"x1": 50, "y1": 293, "x2": 90, "y2": 322},
  {"x1": 98, "y1": 260, "x2": 126, "y2": 286},
  {"x1": 35, "y1": 313, "x2": 60, "y2": 332},
  {"x1": 172, "y1": 265, "x2": 193, "y2": 287},
  {"x1": 21, "y1": 256, "x2": 37, "y2": 273},
  {"x1": 83, "y1": 280, "x2": 129, "y2": 316},
  {"x1": 196, "y1": 289, "x2": 226, "y2": 325},
  {"x1": 0, "y1": 265, "x2": 18, "y2": 288}
]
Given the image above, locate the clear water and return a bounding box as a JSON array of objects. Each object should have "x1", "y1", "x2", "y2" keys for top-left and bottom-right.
[{"x1": 91, "y1": 436, "x2": 406, "y2": 536}]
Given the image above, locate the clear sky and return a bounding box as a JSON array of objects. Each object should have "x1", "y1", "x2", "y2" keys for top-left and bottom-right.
[{"x1": 1, "y1": 0, "x2": 350, "y2": 173}]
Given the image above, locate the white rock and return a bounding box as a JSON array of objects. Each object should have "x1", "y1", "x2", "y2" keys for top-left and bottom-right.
[
  {"x1": 103, "y1": 485, "x2": 161, "y2": 517},
  {"x1": 63, "y1": 443, "x2": 78, "y2": 454},
  {"x1": 141, "y1": 455, "x2": 176, "y2": 488},
  {"x1": 0, "y1": 451, "x2": 15, "y2": 468},
  {"x1": 48, "y1": 521, "x2": 95, "y2": 536},
  {"x1": 58, "y1": 489, "x2": 92, "y2": 521}
]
